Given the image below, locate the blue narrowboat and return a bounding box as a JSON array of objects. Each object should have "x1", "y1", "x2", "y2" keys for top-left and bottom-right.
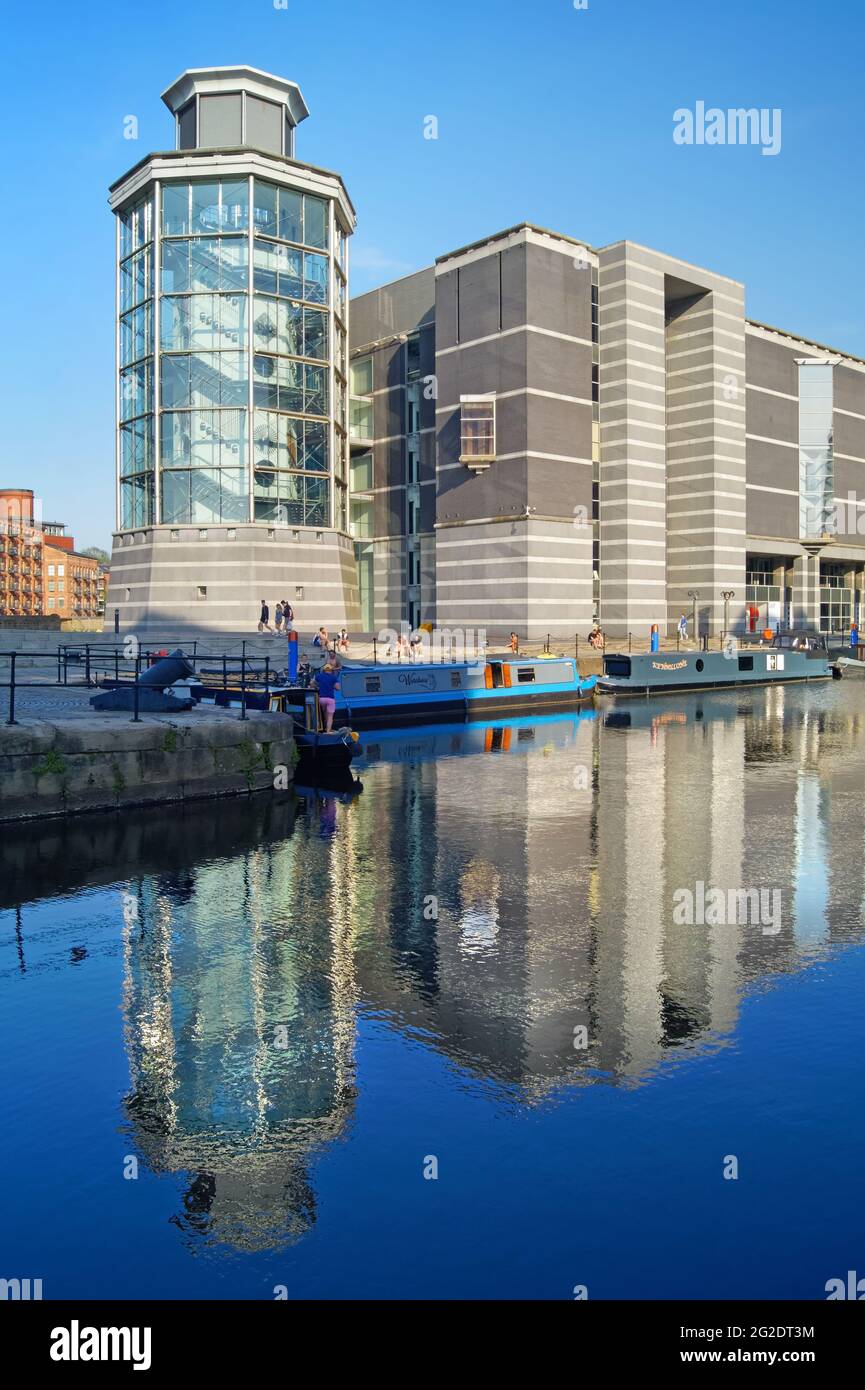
[
  {"x1": 599, "y1": 630, "x2": 831, "y2": 696},
  {"x1": 323, "y1": 656, "x2": 595, "y2": 728},
  {"x1": 186, "y1": 656, "x2": 595, "y2": 729}
]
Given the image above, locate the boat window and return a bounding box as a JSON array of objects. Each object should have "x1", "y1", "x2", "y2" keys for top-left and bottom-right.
[
  {"x1": 605, "y1": 656, "x2": 631, "y2": 677},
  {"x1": 767, "y1": 653, "x2": 785, "y2": 672},
  {"x1": 489, "y1": 662, "x2": 505, "y2": 689},
  {"x1": 450, "y1": 671, "x2": 462, "y2": 688},
  {"x1": 365, "y1": 676, "x2": 381, "y2": 693},
  {"x1": 516, "y1": 667, "x2": 536, "y2": 683},
  {"x1": 737, "y1": 655, "x2": 754, "y2": 672},
  {"x1": 695, "y1": 658, "x2": 704, "y2": 672}
]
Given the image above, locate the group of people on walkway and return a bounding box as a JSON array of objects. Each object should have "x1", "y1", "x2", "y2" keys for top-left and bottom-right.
[{"x1": 258, "y1": 599, "x2": 295, "y2": 633}]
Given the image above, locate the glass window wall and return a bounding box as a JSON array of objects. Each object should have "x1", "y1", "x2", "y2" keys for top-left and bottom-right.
[
  {"x1": 161, "y1": 352, "x2": 247, "y2": 410},
  {"x1": 118, "y1": 176, "x2": 344, "y2": 532},
  {"x1": 799, "y1": 363, "x2": 835, "y2": 538}
]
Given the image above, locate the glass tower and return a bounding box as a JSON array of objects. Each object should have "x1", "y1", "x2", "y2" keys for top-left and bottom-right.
[{"x1": 113, "y1": 68, "x2": 352, "y2": 541}]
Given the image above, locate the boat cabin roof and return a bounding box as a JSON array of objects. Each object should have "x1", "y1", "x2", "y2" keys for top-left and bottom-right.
[{"x1": 771, "y1": 629, "x2": 828, "y2": 650}]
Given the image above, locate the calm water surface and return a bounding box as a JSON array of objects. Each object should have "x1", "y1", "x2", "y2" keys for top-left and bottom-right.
[{"x1": 1, "y1": 680, "x2": 864, "y2": 1299}]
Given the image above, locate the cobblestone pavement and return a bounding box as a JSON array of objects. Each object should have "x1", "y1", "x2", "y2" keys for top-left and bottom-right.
[{"x1": 4, "y1": 686, "x2": 95, "y2": 719}]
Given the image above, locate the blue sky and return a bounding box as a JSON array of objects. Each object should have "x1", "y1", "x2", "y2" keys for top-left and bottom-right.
[{"x1": 2, "y1": 0, "x2": 862, "y2": 549}]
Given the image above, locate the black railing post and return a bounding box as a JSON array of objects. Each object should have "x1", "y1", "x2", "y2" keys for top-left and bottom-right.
[
  {"x1": 240, "y1": 656, "x2": 248, "y2": 720},
  {"x1": 114, "y1": 607, "x2": 120, "y2": 636},
  {"x1": 265, "y1": 657, "x2": 270, "y2": 705},
  {"x1": 132, "y1": 655, "x2": 141, "y2": 723},
  {"x1": 85, "y1": 644, "x2": 91, "y2": 688},
  {"x1": 222, "y1": 654, "x2": 227, "y2": 690},
  {"x1": 6, "y1": 654, "x2": 17, "y2": 725},
  {"x1": 115, "y1": 649, "x2": 120, "y2": 686},
  {"x1": 628, "y1": 631, "x2": 632, "y2": 654},
  {"x1": 373, "y1": 637, "x2": 377, "y2": 665}
]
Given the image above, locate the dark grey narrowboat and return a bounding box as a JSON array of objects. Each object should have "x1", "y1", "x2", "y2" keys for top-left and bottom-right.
[{"x1": 599, "y1": 631, "x2": 831, "y2": 696}]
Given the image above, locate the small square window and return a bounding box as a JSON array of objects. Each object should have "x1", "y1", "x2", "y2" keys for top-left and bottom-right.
[
  {"x1": 197, "y1": 585, "x2": 207, "y2": 600},
  {"x1": 170, "y1": 530, "x2": 180, "y2": 541},
  {"x1": 295, "y1": 585, "x2": 304, "y2": 599},
  {"x1": 227, "y1": 528, "x2": 236, "y2": 540},
  {"x1": 199, "y1": 529, "x2": 207, "y2": 541}
]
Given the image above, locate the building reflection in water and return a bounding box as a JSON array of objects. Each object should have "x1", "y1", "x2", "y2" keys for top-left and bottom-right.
[
  {"x1": 38, "y1": 685, "x2": 859, "y2": 1253},
  {"x1": 118, "y1": 798, "x2": 361, "y2": 1253}
]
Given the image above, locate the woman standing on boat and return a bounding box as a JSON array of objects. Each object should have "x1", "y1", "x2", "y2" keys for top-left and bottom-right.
[{"x1": 315, "y1": 659, "x2": 341, "y2": 733}]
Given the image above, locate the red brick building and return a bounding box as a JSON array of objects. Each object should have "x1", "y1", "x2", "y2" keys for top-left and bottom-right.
[
  {"x1": 0, "y1": 489, "x2": 102, "y2": 620},
  {"x1": 43, "y1": 541, "x2": 102, "y2": 619},
  {"x1": 0, "y1": 489, "x2": 44, "y2": 619}
]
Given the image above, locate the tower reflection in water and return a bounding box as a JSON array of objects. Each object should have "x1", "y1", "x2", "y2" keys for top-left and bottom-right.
[
  {"x1": 120, "y1": 802, "x2": 360, "y2": 1253},
  {"x1": 114, "y1": 686, "x2": 865, "y2": 1253}
]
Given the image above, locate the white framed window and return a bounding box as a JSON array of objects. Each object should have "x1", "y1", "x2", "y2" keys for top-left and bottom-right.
[{"x1": 459, "y1": 395, "x2": 496, "y2": 471}]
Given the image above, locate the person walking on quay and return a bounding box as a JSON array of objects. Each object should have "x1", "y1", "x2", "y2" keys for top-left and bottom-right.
[
  {"x1": 258, "y1": 599, "x2": 273, "y2": 633},
  {"x1": 678, "y1": 612, "x2": 688, "y2": 643},
  {"x1": 282, "y1": 599, "x2": 294, "y2": 632},
  {"x1": 315, "y1": 658, "x2": 341, "y2": 733},
  {"x1": 274, "y1": 601, "x2": 284, "y2": 633}
]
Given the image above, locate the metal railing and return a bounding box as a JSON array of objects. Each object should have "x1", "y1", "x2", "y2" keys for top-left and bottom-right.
[{"x1": 0, "y1": 643, "x2": 286, "y2": 727}]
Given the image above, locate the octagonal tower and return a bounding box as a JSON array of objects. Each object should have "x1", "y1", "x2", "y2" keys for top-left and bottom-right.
[{"x1": 107, "y1": 66, "x2": 359, "y2": 632}]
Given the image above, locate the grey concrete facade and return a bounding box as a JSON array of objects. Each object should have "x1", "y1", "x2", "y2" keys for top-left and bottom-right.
[
  {"x1": 350, "y1": 223, "x2": 865, "y2": 639},
  {"x1": 109, "y1": 525, "x2": 359, "y2": 633}
]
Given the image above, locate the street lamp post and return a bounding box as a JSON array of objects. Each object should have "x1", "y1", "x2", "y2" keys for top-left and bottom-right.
[
  {"x1": 721, "y1": 590, "x2": 735, "y2": 642},
  {"x1": 687, "y1": 589, "x2": 699, "y2": 644}
]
